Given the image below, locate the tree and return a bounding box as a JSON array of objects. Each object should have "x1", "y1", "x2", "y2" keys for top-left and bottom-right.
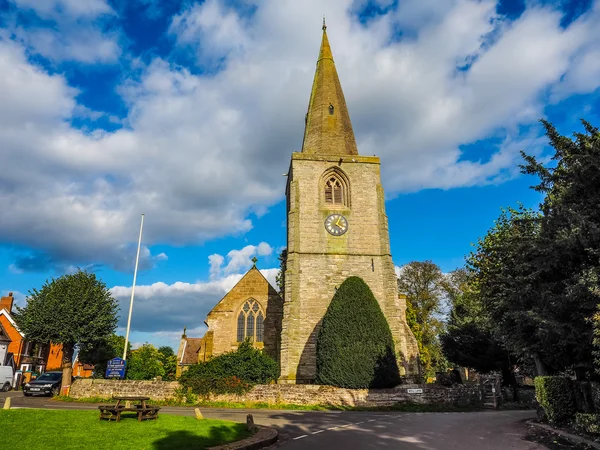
[
  {"x1": 467, "y1": 205, "x2": 597, "y2": 376},
  {"x1": 275, "y1": 248, "x2": 287, "y2": 296},
  {"x1": 520, "y1": 119, "x2": 600, "y2": 376},
  {"x1": 126, "y1": 344, "x2": 165, "y2": 380},
  {"x1": 316, "y1": 276, "x2": 400, "y2": 388},
  {"x1": 79, "y1": 334, "x2": 130, "y2": 378},
  {"x1": 13, "y1": 270, "x2": 118, "y2": 393},
  {"x1": 158, "y1": 346, "x2": 177, "y2": 381},
  {"x1": 440, "y1": 269, "x2": 516, "y2": 386},
  {"x1": 397, "y1": 261, "x2": 448, "y2": 379}
]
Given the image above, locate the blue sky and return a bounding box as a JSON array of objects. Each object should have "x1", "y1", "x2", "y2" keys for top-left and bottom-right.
[{"x1": 0, "y1": 0, "x2": 598, "y2": 350}]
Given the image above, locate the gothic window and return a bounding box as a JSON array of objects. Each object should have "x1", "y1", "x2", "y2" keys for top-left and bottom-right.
[
  {"x1": 237, "y1": 313, "x2": 245, "y2": 342},
  {"x1": 256, "y1": 312, "x2": 264, "y2": 342},
  {"x1": 236, "y1": 299, "x2": 265, "y2": 343},
  {"x1": 323, "y1": 171, "x2": 349, "y2": 206}
]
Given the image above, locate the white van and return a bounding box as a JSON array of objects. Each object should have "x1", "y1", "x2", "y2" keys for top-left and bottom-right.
[{"x1": 0, "y1": 366, "x2": 13, "y2": 391}]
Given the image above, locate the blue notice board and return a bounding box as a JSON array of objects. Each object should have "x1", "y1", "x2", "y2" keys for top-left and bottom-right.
[{"x1": 105, "y1": 357, "x2": 127, "y2": 379}]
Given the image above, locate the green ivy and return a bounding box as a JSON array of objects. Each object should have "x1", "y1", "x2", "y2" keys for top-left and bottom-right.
[
  {"x1": 575, "y1": 413, "x2": 600, "y2": 435},
  {"x1": 534, "y1": 376, "x2": 576, "y2": 424},
  {"x1": 316, "y1": 276, "x2": 401, "y2": 388},
  {"x1": 179, "y1": 340, "x2": 279, "y2": 396}
]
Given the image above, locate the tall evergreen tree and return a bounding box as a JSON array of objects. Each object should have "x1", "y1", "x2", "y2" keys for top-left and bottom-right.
[
  {"x1": 520, "y1": 119, "x2": 600, "y2": 376},
  {"x1": 316, "y1": 277, "x2": 400, "y2": 388}
]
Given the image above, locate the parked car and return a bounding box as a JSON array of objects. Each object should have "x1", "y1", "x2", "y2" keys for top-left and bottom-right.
[
  {"x1": 23, "y1": 371, "x2": 62, "y2": 396},
  {"x1": 0, "y1": 366, "x2": 13, "y2": 391}
]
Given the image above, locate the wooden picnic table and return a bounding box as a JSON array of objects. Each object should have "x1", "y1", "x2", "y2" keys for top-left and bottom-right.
[{"x1": 98, "y1": 396, "x2": 160, "y2": 422}]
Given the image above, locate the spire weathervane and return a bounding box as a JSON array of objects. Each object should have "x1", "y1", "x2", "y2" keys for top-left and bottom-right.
[{"x1": 323, "y1": 16, "x2": 326, "y2": 31}]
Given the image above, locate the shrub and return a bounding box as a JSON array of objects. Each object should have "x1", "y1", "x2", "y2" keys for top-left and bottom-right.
[
  {"x1": 126, "y1": 344, "x2": 165, "y2": 380},
  {"x1": 534, "y1": 376, "x2": 576, "y2": 424},
  {"x1": 316, "y1": 276, "x2": 401, "y2": 388},
  {"x1": 575, "y1": 413, "x2": 600, "y2": 436},
  {"x1": 180, "y1": 340, "x2": 279, "y2": 396}
]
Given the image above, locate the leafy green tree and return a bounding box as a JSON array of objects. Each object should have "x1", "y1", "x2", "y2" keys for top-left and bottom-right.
[
  {"x1": 468, "y1": 204, "x2": 597, "y2": 376},
  {"x1": 126, "y1": 344, "x2": 165, "y2": 380},
  {"x1": 316, "y1": 276, "x2": 400, "y2": 388},
  {"x1": 13, "y1": 270, "x2": 118, "y2": 392},
  {"x1": 79, "y1": 334, "x2": 130, "y2": 378},
  {"x1": 275, "y1": 248, "x2": 287, "y2": 296},
  {"x1": 158, "y1": 346, "x2": 177, "y2": 381},
  {"x1": 467, "y1": 207, "x2": 548, "y2": 374},
  {"x1": 397, "y1": 261, "x2": 448, "y2": 379},
  {"x1": 440, "y1": 269, "x2": 516, "y2": 385}
]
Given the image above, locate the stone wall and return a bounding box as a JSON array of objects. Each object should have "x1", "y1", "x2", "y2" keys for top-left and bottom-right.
[
  {"x1": 501, "y1": 386, "x2": 536, "y2": 407},
  {"x1": 70, "y1": 379, "x2": 180, "y2": 401},
  {"x1": 70, "y1": 379, "x2": 481, "y2": 407}
]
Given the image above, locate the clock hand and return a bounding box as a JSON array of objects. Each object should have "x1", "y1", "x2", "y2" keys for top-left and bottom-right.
[{"x1": 335, "y1": 217, "x2": 341, "y2": 227}]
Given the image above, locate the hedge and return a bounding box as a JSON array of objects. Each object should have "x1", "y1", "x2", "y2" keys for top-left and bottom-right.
[
  {"x1": 316, "y1": 276, "x2": 401, "y2": 388},
  {"x1": 179, "y1": 340, "x2": 279, "y2": 396},
  {"x1": 534, "y1": 376, "x2": 576, "y2": 424},
  {"x1": 575, "y1": 413, "x2": 600, "y2": 436}
]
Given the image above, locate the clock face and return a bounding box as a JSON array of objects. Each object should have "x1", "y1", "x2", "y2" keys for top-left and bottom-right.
[{"x1": 325, "y1": 214, "x2": 348, "y2": 236}]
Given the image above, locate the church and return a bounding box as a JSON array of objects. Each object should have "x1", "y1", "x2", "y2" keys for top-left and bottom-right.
[{"x1": 177, "y1": 23, "x2": 418, "y2": 383}]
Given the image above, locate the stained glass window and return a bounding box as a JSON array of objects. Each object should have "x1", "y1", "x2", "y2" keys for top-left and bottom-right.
[
  {"x1": 256, "y1": 312, "x2": 264, "y2": 343},
  {"x1": 237, "y1": 312, "x2": 245, "y2": 342},
  {"x1": 247, "y1": 314, "x2": 255, "y2": 342},
  {"x1": 237, "y1": 299, "x2": 265, "y2": 343}
]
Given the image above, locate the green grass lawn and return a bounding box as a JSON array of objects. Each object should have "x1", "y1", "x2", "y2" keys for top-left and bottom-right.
[{"x1": 0, "y1": 409, "x2": 251, "y2": 450}]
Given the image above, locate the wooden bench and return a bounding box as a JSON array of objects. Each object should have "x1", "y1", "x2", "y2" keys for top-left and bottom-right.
[
  {"x1": 98, "y1": 405, "x2": 161, "y2": 422},
  {"x1": 98, "y1": 397, "x2": 161, "y2": 422}
]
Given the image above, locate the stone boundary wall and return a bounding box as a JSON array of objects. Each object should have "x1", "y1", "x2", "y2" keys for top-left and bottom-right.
[
  {"x1": 70, "y1": 379, "x2": 180, "y2": 401},
  {"x1": 70, "y1": 379, "x2": 481, "y2": 407}
]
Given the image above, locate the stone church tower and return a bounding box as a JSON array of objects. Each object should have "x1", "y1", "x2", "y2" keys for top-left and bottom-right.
[{"x1": 278, "y1": 24, "x2": 419, "y2": 383}]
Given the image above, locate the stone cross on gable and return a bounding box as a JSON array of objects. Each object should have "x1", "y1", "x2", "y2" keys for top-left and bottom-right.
[{"x1": 251, "y1": 257, "x2": 258, "y2": 267}]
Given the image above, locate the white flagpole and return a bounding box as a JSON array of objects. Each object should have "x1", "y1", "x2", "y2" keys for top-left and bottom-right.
[{"x1": 123, "y1": 214, "x2": 144, "y2": 361}]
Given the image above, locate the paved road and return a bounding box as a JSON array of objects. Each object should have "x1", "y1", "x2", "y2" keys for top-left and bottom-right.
[{"x1": 1, "y1": 392, "x2": 542, "y2": 449}]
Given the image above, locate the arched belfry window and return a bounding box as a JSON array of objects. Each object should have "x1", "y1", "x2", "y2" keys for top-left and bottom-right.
[
  {"x1": 322, "y1": 168, "x2": 350, "y2": 207},
  {"x1": 236, "y1": 299, "x2": 265, "y2": 343}
]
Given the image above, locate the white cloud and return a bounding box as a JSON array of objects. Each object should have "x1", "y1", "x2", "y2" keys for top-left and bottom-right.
[
  {"x1": 209, "y1": 242, "x2": 273, "y2": 280},
  {"x1": 550, "y1": 2, "x2": 600, "y2": 100},
  {"x1": 224, "y1": 242, "x2": 273, "y2": 273},
  {"x1": 0, "y1": 0, "x2": 599, "y2": 271},
  {"x1": 12, "y1": 26, "x2": 121, "y2": 64},
  {"x1": 257, "y1": 242, "x2": 273, "y2": 256},
  {"x1": 208, "y1": 254, "x2": 225, "y2": 279},
  {"x1": 7, "y1": 0, "x2": 120, "y2": 64},
  {"x1": 110, "y1": 268, "x2": 279, "y2": 336},
  {"x1": 169, "y1": 0, "x2": 249, "y2": 63},
  {"x1": 12, "y1": 0, "x2": 113, "y2": 19}
]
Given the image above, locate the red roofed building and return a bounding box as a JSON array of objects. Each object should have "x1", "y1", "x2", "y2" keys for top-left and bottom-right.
[{"x1": 0, "y1": 292, "x2": 93, "y2": 379}]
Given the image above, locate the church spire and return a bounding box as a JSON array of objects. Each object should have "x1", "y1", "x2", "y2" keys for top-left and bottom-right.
[{"x1": 301, "y1": 22, "x2": 358, "y2": 156}]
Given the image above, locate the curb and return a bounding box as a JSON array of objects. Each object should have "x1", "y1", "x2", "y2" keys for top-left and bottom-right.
[
  {"x1": 526, "y1": 419, "x2": 600, "y2": 449},
  {"x1": 207, "y1": 426, "x2": 278, "y2": 450}
]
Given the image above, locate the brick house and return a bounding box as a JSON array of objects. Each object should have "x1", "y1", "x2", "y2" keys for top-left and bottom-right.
[{"x1": 0, "y1": 292, "x2": 93, "y2": 377}]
